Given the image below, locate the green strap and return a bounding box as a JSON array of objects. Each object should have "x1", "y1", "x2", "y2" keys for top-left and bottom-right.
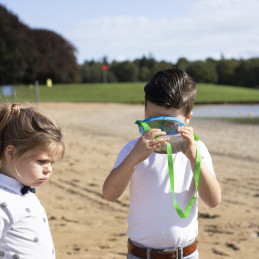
[
  {"x1": 136, "y1": 120, "x2": 160, "y2": 139},
  {"x1": 167, "y1": 142, "x2": 201, "y2": 218},
  {"x1": 194, "y1": 133, "x2": 200, "y2": 141},
  {"x1": 136, "y1": 120, "x2": 152, "y2": 133},
  {"x1": 136, "y1": 120, "x2": 201, "y2": 218}
]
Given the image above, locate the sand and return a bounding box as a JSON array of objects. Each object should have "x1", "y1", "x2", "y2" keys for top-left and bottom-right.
[{"x1": 35, "y1": 103, "x2": 259, "y2": 259}]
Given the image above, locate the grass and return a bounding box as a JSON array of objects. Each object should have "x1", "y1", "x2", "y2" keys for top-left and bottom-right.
[
  {"x1": 10, "y1": 83, "x2": 146, "y2": 103},
  {"x1": 195, "y1": 84, "x2": 259, "y2": 103},
  {"x1": 193, "y1": 117, "x2": 259, "y2": 125},
  {"x1": 221, "y1": 117, "x2": 259, "y2": 125},
  {"x1": 2, "y1": 82, "x2": 259, "y2": 104}
]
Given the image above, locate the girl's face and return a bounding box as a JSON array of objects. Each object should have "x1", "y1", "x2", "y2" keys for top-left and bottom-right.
[{"x1": 4, "y1": 146, "x2": 58, "y2": 188}]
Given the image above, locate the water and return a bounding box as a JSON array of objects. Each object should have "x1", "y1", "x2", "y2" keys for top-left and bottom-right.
[{"x1": 193, "y1": 104, "x2": 259, "y2": 118}]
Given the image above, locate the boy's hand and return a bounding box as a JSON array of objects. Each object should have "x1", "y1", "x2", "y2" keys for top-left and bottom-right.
[
  {"x1": 131, "y1": 129, "x2": 169, "y2": 164},
  {"x1": 178, "y1": 126, "x2": 221, "y2": 208},
  {"x1": 178, "y1": 126, "x2": 197, "y2": 163}
]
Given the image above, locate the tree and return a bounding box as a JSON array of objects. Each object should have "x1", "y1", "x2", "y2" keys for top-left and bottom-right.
[
  {"x1": 80, "y1": 60, "x2": 102, "y2": 82},
  {"x1": 134, "y1": 55, "x2": 156, "y2": 81},
  {"x1": 235, "y1": 58, "x2": 259, "y2": 87},
  {"x1": 216, "y1": 59, "x2": 239, "y2": 85},
  {"x1": 134, "y1": 56, "x2": 173, "y2": 82},
  {"x1": 32, "y1": 29, "x2": 81, "y2": 83},
  {"x1": 110, "y1": 61, "x2": 138, "y2": 82},
  {"x1": 0, "y1": 5, "x2": 81, "y2": 84},
  {"x1": 186, "y1": 60, "x2": 217, "y2": 83},
  {"x1": 137, "y1": 66, "x2": 151, "y2": 82},
  {"x1": 176, "y1": 57, "x2": 190, "y2": 71},
  {"x1": 0, "y1": 5, "x2": 27, "y2": 84}
]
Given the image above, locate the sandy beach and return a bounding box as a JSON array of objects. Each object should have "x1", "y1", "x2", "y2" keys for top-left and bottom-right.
[{"x1": 36, "y1": 102, "x2": 259, "y2": 259}]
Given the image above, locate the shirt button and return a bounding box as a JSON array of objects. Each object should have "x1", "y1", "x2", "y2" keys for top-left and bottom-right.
[
  {"x1": 13, "y1": 254, "x2": 19, "y2": 259},
  {"x1": 25, "y1": 208, "x2": 30, "y2": 213},
  {"x1": 0, "y1": 251, "x2": 5, "y2": 257},
  {"x1": 34, "y1": 237, "x2": 39, "y2": 243},
  {"x1": 1, "y1": 202, "x2": 7, "y2": 208}
]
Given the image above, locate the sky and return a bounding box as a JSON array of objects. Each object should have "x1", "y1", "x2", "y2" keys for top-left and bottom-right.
[{"x1": 1, "y1": 0, "x2": 259, "y2": 64}]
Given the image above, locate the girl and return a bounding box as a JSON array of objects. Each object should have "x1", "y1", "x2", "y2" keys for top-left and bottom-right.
[{"x1": 0, "y1": 103, "x2": 65, "y2": 259}]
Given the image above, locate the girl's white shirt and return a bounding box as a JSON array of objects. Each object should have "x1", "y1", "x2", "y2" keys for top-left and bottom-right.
[
  {"x1": 114, "y1": 139, "x2": 215, "y2": 249},
  {"x1": 0, "y1": 174, "x2": 55, "y2": 259}
]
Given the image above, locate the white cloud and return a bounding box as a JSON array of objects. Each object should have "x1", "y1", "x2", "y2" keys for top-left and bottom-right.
[{"x1": 62, "y1": 0, "x2": 259, "y2": 63}]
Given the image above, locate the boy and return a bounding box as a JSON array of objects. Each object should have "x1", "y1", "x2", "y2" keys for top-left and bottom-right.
[{"x1": 102, "y1": 68, "x2": 221, "y2": 259}]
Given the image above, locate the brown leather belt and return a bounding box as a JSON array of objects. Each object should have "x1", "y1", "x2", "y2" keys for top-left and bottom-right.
[{"x1": 128, "y1": 239, "x2": 197, "y2": 259}]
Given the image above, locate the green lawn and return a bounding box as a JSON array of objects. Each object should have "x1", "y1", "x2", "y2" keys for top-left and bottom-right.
[
  {"x1": 194, "y1": 117, "x2": 259, "y2": 125},
  {"x1": 195, "y1": 84, "x2": 259, "y2": 103},
  {"x1": 3, "y1": 82, "x2": 259, "y2": 104}
]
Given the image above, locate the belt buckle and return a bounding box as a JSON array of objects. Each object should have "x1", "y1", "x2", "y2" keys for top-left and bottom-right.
[
  {"x1": 165, "y1": 247, "x2": 183, "y2": 259},
  {"x1": 157, "y1": 247, "x2": 181, "y2": 259}
]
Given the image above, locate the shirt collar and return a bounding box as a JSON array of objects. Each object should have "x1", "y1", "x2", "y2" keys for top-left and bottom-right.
[{"x1": 0, "y1": 174, "x2": 24, "y2": 195}]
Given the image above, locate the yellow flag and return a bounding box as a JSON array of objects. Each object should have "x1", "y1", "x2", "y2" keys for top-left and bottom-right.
[{"x1": 47, "y1": 78, "x2": 52, "y2": 88}]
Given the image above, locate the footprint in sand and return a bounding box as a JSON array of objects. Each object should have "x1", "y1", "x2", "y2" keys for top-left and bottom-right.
[
  {"x1": 226, "y1": 242, "x2": 239, "y2": 251},
  {"x1": 198, "y1": 213, "x2": 219, "y2": 219},
  {"x1": 212, "y1": 248, "x2": 229, "y2": 256}
]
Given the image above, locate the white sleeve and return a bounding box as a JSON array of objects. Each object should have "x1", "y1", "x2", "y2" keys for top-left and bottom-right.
[
  {"x1": 197, "y1": 140, "x2": 215, "y2": 176},
  {"x1": 113, "y1": 139, "x2": 137, "y2": 169},
  {"x1": 0, "y1": 202, "x2": 13, "y2": 238}
]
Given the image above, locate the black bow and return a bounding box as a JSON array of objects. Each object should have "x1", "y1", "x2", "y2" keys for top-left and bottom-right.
[{"x1": 21, "y1": 186, "x2": 36, "y2": 195}]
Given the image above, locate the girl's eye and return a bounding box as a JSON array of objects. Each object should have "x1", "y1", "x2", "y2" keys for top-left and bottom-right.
[
  {"x1": 38, "y1": 160, "x2": 55, "y2": 164},
  {"x1": 38, "y1": 160, "x2": 47, "y2": 164}
]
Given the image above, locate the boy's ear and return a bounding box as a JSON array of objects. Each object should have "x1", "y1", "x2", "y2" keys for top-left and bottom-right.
[
  {"x1": 185, "y1": 112, "x2": 193, "y2": 125},
  {"x1": 5, "y1": 145, "x2": 17, "y2": 162}
]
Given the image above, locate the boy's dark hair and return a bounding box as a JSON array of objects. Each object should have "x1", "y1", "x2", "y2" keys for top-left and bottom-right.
[{"x1": 144, "y1": 67, "x2": 196, "y2": 117}]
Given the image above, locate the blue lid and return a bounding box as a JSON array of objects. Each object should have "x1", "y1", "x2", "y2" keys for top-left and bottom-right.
[
  {"x1": 135, "y1": 116, "x2": 186, "y2": 135},
  {"x1": 142, "y1": 116, "x2": 185, "y2": 125}
]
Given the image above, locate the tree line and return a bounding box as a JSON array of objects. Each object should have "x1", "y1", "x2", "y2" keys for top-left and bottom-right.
[
  {"x1": 1, "y1": 4, "x2": 259, "y2": 88},
  {"x1": 81, "y1": 56, "x2": 259, "y2": 88}
]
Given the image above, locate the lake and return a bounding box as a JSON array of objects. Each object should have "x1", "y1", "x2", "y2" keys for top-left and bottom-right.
[{"x1": 193, "y1": 104, "x2": 259, "y2": 118}]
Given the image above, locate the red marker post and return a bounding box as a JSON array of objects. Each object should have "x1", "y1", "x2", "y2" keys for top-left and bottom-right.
[{"x1": 102, "y1": 65, "x2": 108, "y2": 83}]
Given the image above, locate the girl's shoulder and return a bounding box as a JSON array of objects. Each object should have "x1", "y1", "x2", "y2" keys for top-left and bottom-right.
[{"x1": 0, "y1": 187, "x2": 37, "y2": 224}]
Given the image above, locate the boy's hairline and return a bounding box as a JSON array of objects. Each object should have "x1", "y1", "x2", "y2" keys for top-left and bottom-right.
[{"x1": 144, "y1": 98, "x2": 192, "y2": 118}]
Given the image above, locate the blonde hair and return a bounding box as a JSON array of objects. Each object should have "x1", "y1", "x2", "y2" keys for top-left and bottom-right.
[{"x1": 0, "y1": 103, "x2": 65, "y2": 169}]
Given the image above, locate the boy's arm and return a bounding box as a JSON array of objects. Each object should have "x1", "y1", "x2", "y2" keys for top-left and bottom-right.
[
  {"x1": 102, "y1": 129, "x2": 169, "y2": 201},
  {"x1": 102, "y1": 151, "x2": 138, "y2": 201},
  {"x1": 178, "y1": 126, "x2": 221, "y2": 208},
  {"x1": 193, "y1": 160, "x2": 221, "y2": 208}
]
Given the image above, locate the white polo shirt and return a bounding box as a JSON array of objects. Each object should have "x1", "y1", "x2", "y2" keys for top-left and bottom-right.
[
  {"x1": 0, "y1": 174, "x2": 55, "y2": 259},
  {"x1": 114, "y1": 138, "x2": 215, "y2": 249}
]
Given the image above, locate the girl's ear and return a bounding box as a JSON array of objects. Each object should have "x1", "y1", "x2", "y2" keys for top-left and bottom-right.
[
  {"x1": 5, "y1": 145, "x2": 17, "y2": 162},
  {"x1": 185, "y1": 112, "x2": 193, "y2": 125}
]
